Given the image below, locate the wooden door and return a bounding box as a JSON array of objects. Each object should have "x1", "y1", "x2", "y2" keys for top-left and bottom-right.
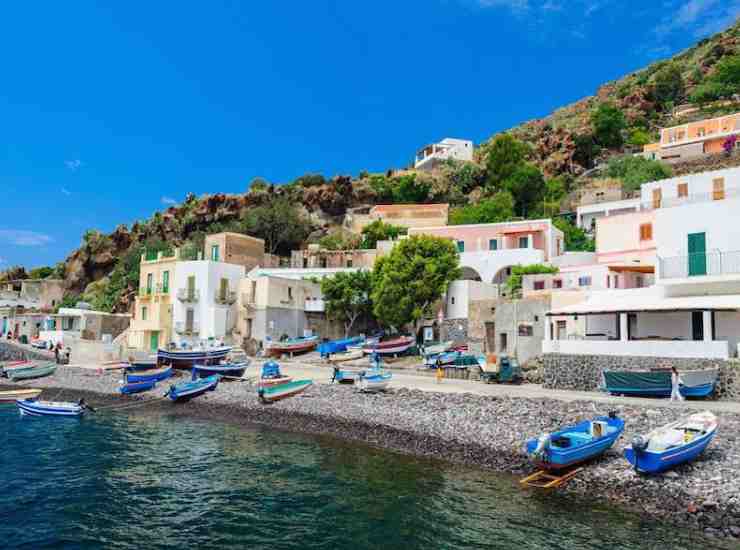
[
  {"x1": 484, "y1": 322, "x2": 495, "y2": 352},
  {"x1": 652, "y1": 188, "x2": 662, "y2": 209}
]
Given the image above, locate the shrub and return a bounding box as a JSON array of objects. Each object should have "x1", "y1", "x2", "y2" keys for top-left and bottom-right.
[
  {"x1": 360, "y1": 220, "x2": 407, "y2": 249},
  {"x1": 505, "y1": 264, "x2": 559, "y2": 295},
  {"x1": 591, "y1": 103, "x2": 626, "y2": 148},
  {"x1": 627, "y1": 128, "x2": 652, "y2": 147},
  {"x1": 652, "y1": 63, "x2": 685, "y2": 109},
  {"x1": 449, "y1": 192, "x2": 515, "y2": 225},
  {"x1": 554, "y1": 218, "x2": 595, "y2": 252},
  {"x1": 605, "y1": 156, "x2": 672, "y2": 193},
  {"x1": 319, "y1": 230, "x2": 362, "y2": 251}
]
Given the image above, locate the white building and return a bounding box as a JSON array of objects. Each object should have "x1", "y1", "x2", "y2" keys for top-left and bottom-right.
[
  {"x1": 444, "y1": 280, "x2": 500, "y2": 320},
  {"x1": 576, "y1": 197, "x2": 643, "y2": 233},
  {"x1": 171, "y1": 260, "x2": 245, "y2": 346},
  {"x1": 414, "y1": 138, "x2": 473, "y2": 171}
]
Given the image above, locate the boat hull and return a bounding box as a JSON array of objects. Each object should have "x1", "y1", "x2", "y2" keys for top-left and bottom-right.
[
  {"x1": 0, "y1": 389, "x2": 43, "y2": 403},
  {"x1": 359, "y1": 373, "x2": 392, "y2": 393},
  {"x1": 120, "y1": 380, "x2": 157, "y2": 395},
  {"x1": 604, "y1": 369, "x2": 717, "y2": 398},
  {"x1": 166, "y1": 375, "x2": 220, "y2": 402},
  {"x1": 267, "y1": 338, "x2": 318, "y2": 357},
  {"x1": 8, "y1": 364, "x2": 56, "y2": 381},
  {"x1": 363, "y1": 337, "x2": 414, "y2": 355},
  {"x1": 126, "y1": 366, "x2": 172, "y2": 383},
  {"x1": 328, "y1": 350, "x2": 364, "y2": 363},
  {"x1": 258, "y1": 379, "x2": 312, "y2": 403},
  {"x1": 16, "y1": 399, "x2": 84, "y2": 417},
  {"x1": 158, "y1": 347, "x2": 231, "y2": 368},
  {"x1": 258, "y1": 375, "x2": 293, "y2": 387},
  {"x1": 192, "y1": 361, "x2": 249, "y2": 378}
]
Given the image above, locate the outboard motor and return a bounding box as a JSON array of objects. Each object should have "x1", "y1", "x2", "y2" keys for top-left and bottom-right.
[
  {"x1": 532, "y1": 433, "x2": 551, "y2": 461},
  {"x1": 631, "y1": 434, "x2": 649, "y2": 453}
]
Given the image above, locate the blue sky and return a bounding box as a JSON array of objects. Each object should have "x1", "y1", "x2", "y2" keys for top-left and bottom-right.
[{"x1": 1, "y1": 0, "x2": 738, "y2": 269}]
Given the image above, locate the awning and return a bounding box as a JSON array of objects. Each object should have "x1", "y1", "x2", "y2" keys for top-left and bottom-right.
[
  {"x1": 548, "y1": 293, "x2": 740, "y2": 316},
  {"x1": 608, "y1": 264, "x2": 655, "y2": 274}
]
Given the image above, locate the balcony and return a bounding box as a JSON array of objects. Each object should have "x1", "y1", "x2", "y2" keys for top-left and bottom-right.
[
  {"x1": 214, "y1": 290, "x2": 237, "y2": 305},
  {"x1": 174, "y1": 321, "x2": 200, "y2": 335},
  {"x1": 177, "y1": 288, "x2": 200, "y2": 302},
  {"x1": 659, "y1": 250, "x2": 740, "y2": 281},
  {"x1": 305, "y1": 298, "x2": 325, "y2": 312},
  {"x1": 139, "y1": 284, "x2": 169, "y2": 299}
]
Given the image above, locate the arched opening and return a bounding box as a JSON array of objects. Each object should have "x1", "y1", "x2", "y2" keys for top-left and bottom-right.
[
  {"x1": 492, "y1": 265, "x2": 516, "y2": 285},
  {"x1": 459, "y1": 266, "x2": 483, "y2": 282}
]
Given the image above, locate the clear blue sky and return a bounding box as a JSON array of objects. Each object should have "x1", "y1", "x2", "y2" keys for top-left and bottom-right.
[{"x1": 1, "y1": 0, "x2": 738, "y2": 269}]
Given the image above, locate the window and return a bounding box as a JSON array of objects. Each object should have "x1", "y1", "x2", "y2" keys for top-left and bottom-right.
[
  {"x1": 303, "y1": 257, "x2": 308, "y2": 268},
  {"x1": 320, "y1": 258, "x2": 328, "y2": 268},
  {"x1": 639, "y1": 223, "x2": 653, "y2": 241},
  {"x1": 219, "y1": 278, "x2": 228, "y2": 301},
  {"x1": 697, "y1": 127, "x2": 706, "y2": 137},
  {"x1": 518, "y1": 236, "x2": 529, "y2": 249},
  {"x1": 346, "y1": 259, "x2": 353, "y2": 268},
  {"x1": 288, "y1": 287, "x2": 293, "y2": 300},
  {"x1": 162, "y1": 271, "x2": 170, "y2": 293},
  {"x1": 606, "y1": 276, "x2": 610, "y2": 289},
  {"x1": 518, "y1": 324, "x2": 533, "y2": 337},
  {"x1": 146, "y1": 273, "x2": 153, "y2": 293},
  {"x1": 211, "y1": 245, "x2": 220, "y2": 262},
  {"x1": 652, "y1": 188, "x2": 662, "y2": 209},
  {"x1": 489, "y1": 239, "x2": 498, "y2": 251},
  {"x1": 533, "y1": 281, "x2": 545, "y2": 291},
  {"x1": 499, "y1": 333, "x2": 508, "y2": 351},
  {"x1": 635, "y1": 276, "x2": 644, "y2": 288},
  {"x1": 553, "y1": 279, "x2": 563, "y2": 289},
  {"x1": 677, "y1": 183, "x2": 688, "y2": 198},
  {"x1": 457, "y1": 241, "x2": 465, "y2": 253},
  {"x1": 578, "y1": 276, "x2": 592, "y2": 287},
  {"x1": 713, "y1": 178, "x2": 725, "y2": 200},
  {"x1": 450, "y1": 296, "x2": 456, "y2": 305},
  {"x1": 141, "y1": 307, "x2": 147, "y2": 321}
]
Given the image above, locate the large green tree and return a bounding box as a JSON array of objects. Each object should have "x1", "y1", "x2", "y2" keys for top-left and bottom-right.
[
  {"x1": 484, "y1": 134, "x2": 531, "y2": 189},
  {"x1": 371, "y1": 235, "x2": 461, "y2": 331},
  {"x1": 652, "y1": 63, "x2": 684, "y2": 108},
  {"x1": 449, "y1": 192, "x2": 515, "y2": 225},
  {"x1": 591, "y1": 103, "x2": 626, "y2": 148},
  {"x1": 554, "y1": 218, "x2": 595, "y2": 252},
  {"x1": 503, "y1": 163, "x2": 546, "y2": 217},
  {"x1": 321, "y1": 270, "x2": 373, "y2": 337},
  {"x1": 360, "y1": 220, "x2": 407, "y2": 249},
  {"x1": 241, "y1": 197, "x2": 312, "y2": 254}
]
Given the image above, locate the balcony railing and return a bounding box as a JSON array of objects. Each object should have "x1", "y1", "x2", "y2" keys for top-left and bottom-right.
[
  {"x1": 305, "y1": 299, "x2": 325, "y2": 312},
  {"x1": 140, "y1": 284, "x2": 169, "y2": 297},
  {"x1": 177, "y1": 288, "x2": 199, "y2": 302},
  {"x1": 660, "y1": 250, "x2": 740, "y2": 280},
  {"x1": 214, "y1": 290, "x2": 237, "y2": 305},
  {"x1": 174, "y1": 321, "x2": 200, "y2": 335}
]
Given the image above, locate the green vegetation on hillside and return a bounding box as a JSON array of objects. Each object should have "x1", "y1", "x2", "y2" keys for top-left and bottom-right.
[
  {"x1": 605, "y1": 156, "x2": 673, "y2": 193},
  {"x1": 360, "y1": 220, "x2": 407, "y2": 249}
]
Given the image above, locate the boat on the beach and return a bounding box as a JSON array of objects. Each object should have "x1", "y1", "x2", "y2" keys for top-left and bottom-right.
[
  {"x1": 192, "y1": 361, "x2": 249, "y2": 379},
  {"x1": 258, "y1": 379, "x2": 312, "y2": 403},
  {"x1": 363, "y1": 336, "x2": 414, "y2": 355},
  {"x1": 258, "y1": 360, "x2": 293, "y2": 387},
  {"x1": 0, "y1": 388, "x2": 42, "y2": 403},
  {"x1": 331, "y1": 366, "x2": 361, "y2": 384},
  {"x1": 525, "y1": 413, "x2": 625, "y2": 470},
  {"x1": 126, "y1": 356, "x2": 158, "y2": 371},
  {"x1": 16, "y1": 398, "x2": 89, "y2": 417},
  {"x1": 266, "y1": 336, "x2": 318, "y2": 357},
  {"x1": 421, "y1": 341, "x2": 453, "y2": 356},
  {"x1": 7, "y1": 362, "x2": 56, "y2": 381},
  {"x1": 126, "y1": 366, "x2": 172, "y2": 383},
  {"x1": 1, "y1": 360, "x2": 34, "y2": 377},
  {"x1": 158, "y1": 344, "x2": 231, "y2": 368},
  {"x1": 165, "y1": 374, "x2": 220, "y2": 402},
  {"x1": 423, "y1": 350, "x2": 460, "y2": 367},
  {"x1": 358, "y1": 372, "x2": 392, "y2": 393},
  {"x1": 328, "y1": 349, "x2": 364, "y2": 363},
  {"x1": 624, "y1": 411, "x2": 718, "y2": 474},
  {"x1": 120, "y1": 380, "x2": 157, "y2": 395},
  {"x1": 318, "y1": 336, "x2": 364, "y2": 357},
  {"x1": 603, "y1": 369, "x2": 718, "y2": 398}
]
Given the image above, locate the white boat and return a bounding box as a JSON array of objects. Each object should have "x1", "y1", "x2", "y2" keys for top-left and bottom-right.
[
  {"x1": 421, "y1": 341, "x2": 453, "y2": 356},
  {"x1": 328, "y1": 350, "x2": 363, "y2": 363},
  {"x1": 17, "y1": 399, "x2": 88, "y2": 417},
  {"x1": 358, "y1": 372, "x2": 392, "y2": 393}
]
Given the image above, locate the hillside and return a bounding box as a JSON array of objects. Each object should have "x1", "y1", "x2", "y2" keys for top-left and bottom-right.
[{"x1": 3, "y1": 19, "x2": 740, "y2": 312}]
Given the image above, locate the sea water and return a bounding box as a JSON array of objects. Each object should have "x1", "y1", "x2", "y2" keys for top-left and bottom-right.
[{"x1": 0, "y1": 405, "x2": 732, "y2": 549}]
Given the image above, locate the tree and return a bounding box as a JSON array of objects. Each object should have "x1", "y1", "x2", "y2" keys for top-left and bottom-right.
[
  {"x1": 28, "y1": 266, "x2": 54, "y2": 279},
  {"x1": 503, "y1": 163, "x2": 546, "y2": 217},
  {"x1": 294, "y1": 173, "x2": 326, "y2": 188},
  {"x1": 484, "y1": 134, "x2": 531, "y2": 189},
  {"x1": 392, "y1": 173, "x2": 430, "y2": 203},
  {"x1": 360, "y1": 220, "x2": 407, "y2": 249},
  {"x1": 605, "y1": 156, "x2": 672, "y2": 193},
  {"x1": 505, "y1": 264, "x2": 559, "y2": 296},
  {"x1": 627, "y1": 128, "x2": 652, "y2": 148},
  {"x1": 321, "y1": 271, "x2": 373, "y2": 336},
  {"x1": 449, "y1": 192, "x2": 515, "y2": 225},
  {"x1": 319, "y1": 230, "x2": 361, "y2": 251},
  {"x1": 541, "y1": 177, "x2": 567, "y2": 218},
  {"x1": 573, "y1": 133, "x2": 601, "y2": 169},
  {"x1": 591, "y1": 103, "x2": 626, "y2": 148},
  {"x1": 371, "y1": 235, "x2": 461, "y2": 331},
  {"x1": 652, "y1": 63, "x2": 684, "y2": 108},
  {"x1": 554, "y1": 218, "x2": 595, "y2": 252},
  {"x1": 247, "y1": 177, "x2": 270, "y2": 193},
  {"x1": 241, "y1": 197, "x2": 312, "y2": 254},
  {"x1": 690, "y1": 55, "x2": 740, "y2": 103}
]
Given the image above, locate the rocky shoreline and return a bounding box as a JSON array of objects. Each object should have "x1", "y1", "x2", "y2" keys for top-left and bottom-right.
[{"x1": 4, "y1": 363, "x2": 740, "y2": 541}]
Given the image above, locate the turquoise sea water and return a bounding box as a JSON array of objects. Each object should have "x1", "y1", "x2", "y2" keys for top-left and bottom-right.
[{"x1": 0, "y1": 404, "x2": 732, "y2": 550}]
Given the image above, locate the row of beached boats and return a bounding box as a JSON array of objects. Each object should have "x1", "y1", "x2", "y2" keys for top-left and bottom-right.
[
  {"x1": 272, "y1": 334, "x2": 417, "y2": 359},
  {"x1": 525, "y1": 410, "x2": 718, "y2": 476}
]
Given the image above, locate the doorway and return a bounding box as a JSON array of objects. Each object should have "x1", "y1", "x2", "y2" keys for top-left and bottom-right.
[
  {"x1": 688, "y1": 232, "x2": 707, "y2": 276},
  {"x1": 691, "y1": 311, "x2": 704, "y2": 341},
  {"x1": 485, "y1": 322, "x2": 495, "y2": 352},
  {"x1": 150, "y1": 331, "x2": 160, "y2": 352}
]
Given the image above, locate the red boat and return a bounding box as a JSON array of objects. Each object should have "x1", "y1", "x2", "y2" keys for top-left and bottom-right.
[
  {"x1": 363, "y1": 336, "x2": 415, "y2": 355},
  {"x1": 266, "y1": 336, "x2": 318, "y2": 357}
]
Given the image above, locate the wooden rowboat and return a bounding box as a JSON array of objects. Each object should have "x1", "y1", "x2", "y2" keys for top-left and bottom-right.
[
  {"x1": 17, "y1": 399, "x2": 87, "y2": 417},
  {"x1": 126, "y1": 366, "x2": 172, "y2": 383},
  {"x1": 363, "y1": 336, "x2": 414, "y2": 355},
  {"x1": 7, "y1": 363, "x2": 56, "y2": 381},
  {"x1": 120, "y1": 380, "x2": 157, "y2": 395},
  {"x1": 165, "y1": 375, "x2": 220, "y2": 402},
  {"x1": 258, "y1": 375, "x2": 293, "y2": 387},
  {"x1": 266, "y1": 336, "x2": 318, "y2": 357},
  {"x1": 258, "y1": 379, "x2": 312, "y2": 403},
  {"x1": 328, "y1": 349, "x2": 363, "y2": 363},
  {"x1": 0, "y1": 388, "x2": 42, "y2": 403},
  {"x1": 358, "y1": 372, "x2": 392, "y2": 393}
]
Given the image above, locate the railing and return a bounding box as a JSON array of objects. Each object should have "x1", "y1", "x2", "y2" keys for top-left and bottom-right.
[
  {"x1": 139, "y1": 284, "x2": 169, "y2": 297},
  {"x1": 660, "y1": 250, "x2": 740, "y2": 280},
  {"x1": 304, "y1": 299, "x2": 325, "y2": 312},
  {"x1": 177, "y1": 288, "x2": 200, "y2": 302},
  {"x1": 174, "y1": 321, "x2": 200, "y2": 335},
  {"x1": 214, "y1": 290, "x2": 237, "y2": 305}
]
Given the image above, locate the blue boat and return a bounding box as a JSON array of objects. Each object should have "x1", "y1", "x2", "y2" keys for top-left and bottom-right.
[
  {"x1": 17, "y1": 399, "x2": 89, "y2": 417},
  {"x1": 603, "y1": 369, "x2": 718, "y2": 398},
  {"x1": 192, "y1": 361, "x2": 249, "y2": 378},
  {"x1": 358, "y1": 372, "x2": 392, "y2": 392},
  {"x1": 424, "y1": 350, "x2": 460, "y2": 367},
  {"x1": 126, "y1": 366, "x2": 172, "y2": 383},
  {"x1": 526, "y1": 414, "x2": 625, "y2": 470},
  {"x1": 624, "y1": 411, "x2": 718, "y2": 474},
  {"x1": 165, "y1": 374, "x2": 220, "y2": 402},
  {"x1": 120, "y1": 380, "x2": 156, "y2": 395},
  {"x1": 318, "y1": 336, "x2": 364, "y2": 357},
  {"x1": 158, "y1": 345, "x2": 231, "y2": 368}
]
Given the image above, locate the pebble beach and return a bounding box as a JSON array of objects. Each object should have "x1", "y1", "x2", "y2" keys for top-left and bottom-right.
[{"x1": 5, "y1": 361, "x2": 740, "y2": 541}]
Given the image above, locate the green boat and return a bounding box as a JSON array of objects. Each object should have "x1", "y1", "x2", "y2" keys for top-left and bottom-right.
[
  {"x1": 7, "y1": 362, "x2": 57, "y2": 381},
  {"x1": 258, "y1": 379, "x2": 312, "y2": 403}
]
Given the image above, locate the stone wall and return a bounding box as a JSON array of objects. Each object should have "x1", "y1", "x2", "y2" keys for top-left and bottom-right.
[
  {"x1": 439, "y1": 318, "x2": 470, "y2": 345},
  {"x1": 544, "y1": 353, "x2": 740, "y2": 400}
]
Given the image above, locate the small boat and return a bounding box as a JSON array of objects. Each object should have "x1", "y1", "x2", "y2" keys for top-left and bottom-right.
[
  {"x1": 258, "y1": 360, "x2": 292, "y2": 387},
  {"x1": 1, "y1": 360, "x2": 34, "y2": 377},
  {"x1": 258, "y1": 379, "x2": 312, "y2": 403},
  {"x1": 603, "y1": 369, "x2": 718, "y2": 398},
  {"x1": 358, "y1": 372, "x2": 392, "y2": 393},
  {"x1": 0, "y1": 388, "x2": 43, "y2": 403},
  {"x1": 7, "y1": 362, "x2": 56, "y2": 381},
  {"x1": 526, "y1": 413, "x2": 625, "y2": 470},
  {"x1": 331, "y1": 366, "x2": 360, "y2": 384},
  {"x1": 126, "y1": 357, "x2": 158, "y2": 371},
  {"x1": 120, "y1": 380, "x2": 157, "y2": 395},
  {"x1": 192, "y1": 361, "x2": 249, "y2": 379},
  {"x1": 158, "y1": 345, "x2": 231, "y2": 368},
  {"x1": 421, "y1": 341, "x2": 453, "y2": 356},
  {"x1": 318, "y1": 336, "x2": 364, "y2": 357},
  {"x1": 16, "y1": 398, "x2": 89, "y2": 417},
  {"x1": 624, "y1": 411, "x2": 718, "y2": 474},
  {"x1": 30, "y1": 339, "x2": 50, "y2": 350},
  {"x1": 424, "y1": 350, "x2": 460, "y2": 367},
  {"x1": 363, "y1": 336, "x2": 414, "y2": 355},
  {"x1": 126, "y1": 366, "x2": 172, "y2": 383},
  {"x1": 267, "y1": 336, "x2": 318, "y2": 357},
  {"x1": 165, "y1": 375, "x2": 220, "y2": 402},
  {"x1": 328, "y1": 349, "x2": 364, "y2": 363}
]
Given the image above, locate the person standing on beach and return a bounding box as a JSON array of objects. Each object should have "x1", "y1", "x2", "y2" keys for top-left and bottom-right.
[{"x1": 670, "y1": 366, "x2": 684, "y2": 402}]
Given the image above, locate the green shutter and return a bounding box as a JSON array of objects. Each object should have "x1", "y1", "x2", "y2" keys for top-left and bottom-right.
[{"x1": 688, "y1": 232, "x2": 706, "y2": 277}]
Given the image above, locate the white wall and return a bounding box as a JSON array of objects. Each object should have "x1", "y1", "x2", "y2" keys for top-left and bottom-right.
[
  {"x1": 460, "y1": 248, "x2": 545, "y2": 284},
  {"x1": 716, "y1": 311, "x2": 740, "y2": 358},
  {"x1": 543, "y1": 339, "x2": 729, "y2": 359},
  {"x1": 641, "y1": 166, "x2": 740, "y2": 204},
  {"x1": 446, "y1": 280, "x2": 499, "y2": 319},
  {"x1": 635, "y1": 311, "x2": 690, "y2": 339}
]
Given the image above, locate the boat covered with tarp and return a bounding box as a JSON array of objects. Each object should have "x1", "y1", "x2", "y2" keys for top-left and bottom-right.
[
  {"x1": 318, "y1": 336, "x2": 364, "y2": 357},
  {"x1": 603, "y1": 369, "x2": 718, "y2": 398},
  {"x1": 624, "y1": 411, "x2": 717, "y2": 474},
  {"x1": 165, "y1": 374, "x2": 220, "y2": 402},
  {"x1": 526, "y1": 413, "x2": 624, "y2": 470}
]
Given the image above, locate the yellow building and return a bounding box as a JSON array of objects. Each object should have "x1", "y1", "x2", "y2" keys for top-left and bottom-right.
[{"x1": 127, "y1": 249, "x2": 178, "y2": 352}]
